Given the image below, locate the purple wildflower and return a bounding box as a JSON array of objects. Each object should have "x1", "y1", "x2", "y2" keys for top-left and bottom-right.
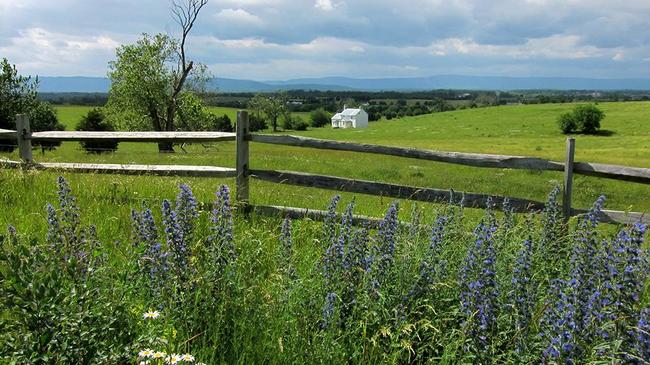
[
  {"x1": 459, "y1": 216, "x2": 499, "y2": 354},
  {"x1": 176, "y1": 183, "x2": 198, "y2": 240},
  {"x1": 46, "y1": 203, "x2": 63, "y2": 251},
  {"x1": 541, "y1": 279, "x2": 579, "y2": 363},
  {"x1": 162, "y1": 199, "x2": 189, "y2": 277},
  {"x1": 280, "y1": 217, "x2": 296, "y2": 278},
  {"x1": 635, "y1": 308, "x2": 650, "y2": 362},
  {"x1": 56, "y1": 176, "x2": 80, "y2": 245},
  {"x1": 323, "y1": 195, "x2": 341, "y2": 249},
  {"x1": 209, "y1": 185, "x2": 236, "y2": 271},
  {"x1": 407, "y1": 215, "x2": 449, "y2": 302},
  {"x1": 373, "y1": 201, "x2": 399, "y2": 285},
  {"x1": 512, "y1": 238, "x2": 534, "y2": 337},
  {"x1": 321, "y1": 292, "x2": 338, "y2": 329}
]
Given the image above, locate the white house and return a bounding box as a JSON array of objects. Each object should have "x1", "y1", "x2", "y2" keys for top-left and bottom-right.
[{"x1": 331, "y1": 108, "x2": 368, "y2": 128}]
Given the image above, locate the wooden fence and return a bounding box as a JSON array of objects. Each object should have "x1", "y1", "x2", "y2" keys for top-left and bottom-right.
[{"x1": 1, "y1": 112, "x2": 649, "y2": 226}]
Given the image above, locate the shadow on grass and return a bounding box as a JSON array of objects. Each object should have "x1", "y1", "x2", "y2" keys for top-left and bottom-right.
[{"x1": 593, "y1": 129, "x2": 617, "y2": 137}]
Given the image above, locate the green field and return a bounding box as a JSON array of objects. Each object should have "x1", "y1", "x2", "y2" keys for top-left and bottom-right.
[
  {"x1": 1, "y1": 102, "x2": 649, "y2": 235},
  {"x1": 2, "y1": 102, "x2": 650, "y2": 363}
]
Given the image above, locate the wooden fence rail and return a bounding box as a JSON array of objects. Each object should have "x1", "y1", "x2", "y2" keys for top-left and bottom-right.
[
  {"x1": 1, "y1": 113, "x2": 648, "y2": 225},
  {"x1": 250, "y1": 169, "x2": 547, "y2": 212}
]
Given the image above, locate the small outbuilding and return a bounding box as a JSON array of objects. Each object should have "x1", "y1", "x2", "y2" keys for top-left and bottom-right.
[{"x1": 331, "y1": 108, "x2": 368, "y2": 129}]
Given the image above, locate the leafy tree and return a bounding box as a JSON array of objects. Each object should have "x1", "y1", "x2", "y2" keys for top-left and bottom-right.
[
  {"x1": 310, "y1": 108, "x2": 330, "y2": 127},
  {"x1": 0, "y1": 58, "x2": 64, "y2": 152},
  {"x1": 557, "y1": 104, "x2": 605, "y2": 134},
  {"x1": 249, "y1": 93, "x2": 287, "y2": 132},
  {"x1": 29, "y1": 102, "x2": 65, "y2": 151},
  {"x1": 75, "y1": 108, "x2": 119, "y2": 153},
  {"x1": 0, "y1": 58, "x2": 38, "y2": 152},
  {"x1": 106, "y1": 0, "x2": 208, "y2": 152}
]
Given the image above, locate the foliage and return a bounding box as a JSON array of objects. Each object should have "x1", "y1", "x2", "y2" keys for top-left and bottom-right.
[
  {"x1": 176, "y1": 92, "x2": 233, "y2": 132},
  {"x1": 558, "y1": 104, "x2": 605, "y2": 134},
  {"x1": 310, "y1": 107, "x2": 331, "y2": 128},
  {"x1": 27, "y1": 101, "x2": 65, "y2": 151},
  {"x1": 75, "y1": 108, "x2": 119, "y2": 153},
  {"x1": 282, "y1": 114, "x2": 309, "y2": 131},
  {"x1": 249, "y1": 93, "x2": 288, "y2": 132},
  {"x1": 106, "y1": 0, "x2": 209, "y2": 152},
  {"x1": 0, "y1": 58, "x2": 39, "y2": 152},
  {"x1": 2, "y1": 177, "x2": 649, "y2": 363},
  {"x1": 248, "y1": 113, "x2": 268, "y2": 132}
]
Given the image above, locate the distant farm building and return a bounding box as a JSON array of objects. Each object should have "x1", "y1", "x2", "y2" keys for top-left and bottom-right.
[{"x1": 331, "y1": 108, "x2": 368, "y2": 128}]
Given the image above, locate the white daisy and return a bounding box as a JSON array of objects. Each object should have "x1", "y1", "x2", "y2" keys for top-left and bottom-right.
[
  {"x1": 152, "y1": 351, "x2": 167, "y2": 359},
  {"x1": 166, "y1": 354, "x2": 183, "y2": 364},
  {"x1": 143, "y1": 310, "x2": 160, "y2": 319},
  {"x1": 181, "y1": 353, "x2": 195, "y2": 362},
  {"x1": 138, "y1": 349, "x2": 154, "y2": 358}
]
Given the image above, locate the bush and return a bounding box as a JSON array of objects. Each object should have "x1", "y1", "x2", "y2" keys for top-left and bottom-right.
[
  {"x1": 573, "y1": 104, "x2": 604, "y2": 134},
  {"x1": 76, "y1": 108, "x2": 119, "y2": 153},
  {"x1": 283, "y1": 115, "x2": 308, "y2": 131},
  {"x1": 310, "y1": 108, "x2": 330, "y2": 128},
  {"x1": 206, "y1": 113, "x2": 233, "y2": 132},
  {"x1": 558, "y1": 112, "x2": 577, "y2": 134},
  {"x1": 557, "y1": 104, "x2": 604, "y2": 134},
  {"x1": 248, "y1": 114, "x2": 267, "y2": 132},
  {"x1": 29, "y1": 101, "x2": 65, "y2": 151}
]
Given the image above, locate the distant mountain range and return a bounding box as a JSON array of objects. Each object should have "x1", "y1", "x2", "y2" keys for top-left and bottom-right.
[{"x1": 37, "y1": 75, "x2": 650, "y2": 93}]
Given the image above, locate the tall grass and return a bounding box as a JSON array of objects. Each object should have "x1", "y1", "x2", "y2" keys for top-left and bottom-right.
[{"x1": 1, "y1": 177, "x2": 648, "y2": 364}]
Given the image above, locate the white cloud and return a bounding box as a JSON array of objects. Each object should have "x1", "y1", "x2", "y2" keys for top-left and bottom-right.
[
  {"x1": 0, "y1": 28, "x2": 120, "y2": 76},
  {"x1": 314, "y1": 0, "x2": 338, "y2": 11},
  {"x1": 214, "y1": 8, "x2": 263, "y2": 24}
]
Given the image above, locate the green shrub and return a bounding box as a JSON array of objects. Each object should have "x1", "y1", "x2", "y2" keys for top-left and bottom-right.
[
  {"x1": 206, "y1": 113, "x2": 233, "y2": 132},
  {"x1": 29, "y1": 101, "x2": 65, "y2": 151},
  {"x1": 76, "y1": 108, "x2": 119, "y2": 153},
  {"x1": 573, "y1": 104, "x2": 604, "y2": 134},
  {"x1": 248, "y1": 114, "x2": 267, "y2": 132},
  {"x1": 557, "y1": 112, "x2": 577, "y2": 134},
  {"x1": 283, "y1": 115, "x2": 308, "y2": 131},
  {"x1": 310, "y1": 108, "x2": 330, "y2": 128},
  {"x1": 557, "y1": 104, "x2": 604, "y2": 134}
]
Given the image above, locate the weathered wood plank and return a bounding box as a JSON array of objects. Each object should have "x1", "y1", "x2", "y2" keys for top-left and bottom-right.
[
  {"x1": 571, "y1": 208, "x2": 649, "y2": 225},
  {"x1": 250, "y1": 134, "x2": 565, "y2": 171},
  {"x1": 563, "y1": 138, "x2": 575, "y2": 220},
  {"x1": 573, "y1": 162, "x2": 650, "y2": 184},
  {"x1": 1, "y1": 161, "x2": 236, "y2": 177},
  {"x1": 250, "y1": 169, "x2": 546, "y2": 212},
  {"x1": 236, "y1": 111, "x2": 250, "y2": 203},
  {"x1": 250, "y1": 204, "x2": 389, "y2": 228},
  {"x1": 30, "y1": 131, "x2": 236, "y2": 142},
  {"x1": 16, "y1": 115, "x2": 32, "y2": 163},
  {"x1": 0, "y1": 128, "x2": 16, "y2": 138}
]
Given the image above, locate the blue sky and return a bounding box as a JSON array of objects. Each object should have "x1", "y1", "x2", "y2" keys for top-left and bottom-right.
[{"x1": 1, "y1": 0, "x2": 650, "y2": 80}]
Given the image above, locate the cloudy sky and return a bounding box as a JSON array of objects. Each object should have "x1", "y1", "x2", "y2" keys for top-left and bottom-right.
[{"x1": 1, "y1": 0, "x2": 650, "y2": 80}]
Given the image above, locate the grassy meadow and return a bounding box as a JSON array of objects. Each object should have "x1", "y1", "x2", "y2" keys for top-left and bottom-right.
[
  {"x1": 1, "y1": 102, "x2": 649, "y2": 364},
  {"x1": 2, "y1": 102, "x2": 648, "y2": 230}
]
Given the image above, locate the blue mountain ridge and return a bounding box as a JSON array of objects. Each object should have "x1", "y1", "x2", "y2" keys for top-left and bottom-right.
[{"x1": 37, "y1": 75, "x2": 650, "y2": 93}]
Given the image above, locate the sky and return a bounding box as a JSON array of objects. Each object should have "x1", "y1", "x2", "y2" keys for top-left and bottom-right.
[{"x1": 1, "y1": 0, "x2": 650, "y2": 80}]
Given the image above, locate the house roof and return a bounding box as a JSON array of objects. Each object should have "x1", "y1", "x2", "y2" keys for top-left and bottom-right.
[{"x1": 340, "y1": 108, "x2": 363, "y2": 116}]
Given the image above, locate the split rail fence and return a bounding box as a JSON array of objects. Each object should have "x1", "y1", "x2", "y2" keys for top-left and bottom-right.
[{"x1": 1, "y1": 111, "x2": 649, "y2": 226}]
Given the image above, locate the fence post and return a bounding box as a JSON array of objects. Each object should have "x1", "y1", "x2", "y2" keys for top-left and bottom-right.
[
  {"x1": 236, "y1": 110, "x2": 250, "y2": 205},
  {"x1": 15, "y1": 114, "x2": 33, "y2": 164},
  {"x1": 562, "y1": 138, "x2": 575, "y2": 221}
]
